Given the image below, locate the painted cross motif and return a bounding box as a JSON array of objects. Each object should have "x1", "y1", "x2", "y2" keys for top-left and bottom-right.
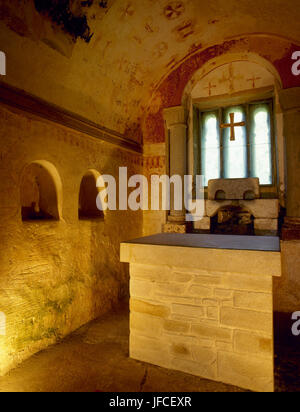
[
  {"x1": 164, "y1": 2, "x2": 185, "y2": 20},
  {"x1": 219, "y1": 63, "x2": 235, "y2": 93},
  {"x1": 220, "y1": 113, "x2": 246, "y2": 141},
  {"x1": 247, "y1": 75, "x2": 261, "y2": 88},
  {"x1": 121, "y1": 3, "x2": 134, "y2": 18},
  {"x1": 205, "y1": 82, "x2": 216, "y2": 96},
  {"x1": 153, "y1": 42, "x2": 168, "y2": 58},
  {"x1": 219, "y1": 63, "x2": 243, "y2": 93}
]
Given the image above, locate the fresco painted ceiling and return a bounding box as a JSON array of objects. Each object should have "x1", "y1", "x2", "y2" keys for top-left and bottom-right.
[{"x1": 0, "y1": 0, "x2": 300, "y2": 143}]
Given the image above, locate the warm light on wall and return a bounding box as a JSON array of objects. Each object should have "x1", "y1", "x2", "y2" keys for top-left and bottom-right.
[{"x1": 0, "y1": 312, "x2": 6, "y2": 336}]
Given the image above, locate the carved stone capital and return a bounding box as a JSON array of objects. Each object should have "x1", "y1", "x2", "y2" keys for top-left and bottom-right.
[{"x1": 163, "y1": 106, "x2": 187, "y2": 129}]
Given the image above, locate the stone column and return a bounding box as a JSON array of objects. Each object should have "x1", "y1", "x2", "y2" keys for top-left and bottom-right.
[
  {"x1": 279, "y1": 87, "x2": 300, "y2": 239},
  {"x1": 163, "y1": 106, "x2": 188, "y2": 233}
]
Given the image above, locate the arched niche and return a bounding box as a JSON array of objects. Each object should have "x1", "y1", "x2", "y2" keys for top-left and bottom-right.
[
  {"x1": 78, "y1": 170, "x2": 104, "y2": 220},
  {"x1": 20, "y1": 160, "x2": 62, "y2": 221}
]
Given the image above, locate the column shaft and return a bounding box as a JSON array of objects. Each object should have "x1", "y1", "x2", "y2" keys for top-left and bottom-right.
[{"x1": 163, "y1": 106, "x2": 188, "y2": 231}]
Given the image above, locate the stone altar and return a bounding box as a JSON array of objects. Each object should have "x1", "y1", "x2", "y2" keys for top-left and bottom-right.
[{"x1": 121, "y1": 233, "x2": 281, "y2": 392}]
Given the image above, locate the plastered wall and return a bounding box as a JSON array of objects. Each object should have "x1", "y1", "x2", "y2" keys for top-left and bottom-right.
[{"x1": 0, "y1": 103, "x2": 143, "y2": 374}]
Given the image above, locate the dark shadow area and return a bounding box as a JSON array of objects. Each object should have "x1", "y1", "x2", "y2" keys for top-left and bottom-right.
[
  {"x1": 274, "y1": 312, "x2": 300, "y2": 392},
  {"x1": 211, "y1": 205, "x2": 255, "y2": 236},
  {"x1": 79, "y1": 171, "x2": 104, "y2": 220}
]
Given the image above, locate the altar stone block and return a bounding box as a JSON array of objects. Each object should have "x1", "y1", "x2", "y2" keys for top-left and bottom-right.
[{"x1": 121, "y1": 233, "x2": 281, "y2": 392}]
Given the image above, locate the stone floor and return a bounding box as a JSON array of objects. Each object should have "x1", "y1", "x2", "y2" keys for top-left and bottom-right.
[{"x1": 0, "y1": 302, "x2": 298, "y2": 392}]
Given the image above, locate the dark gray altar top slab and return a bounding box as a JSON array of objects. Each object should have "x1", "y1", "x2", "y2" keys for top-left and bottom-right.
[{"x1": 124, "y1": 233, "x2": 281, "y2": 252}]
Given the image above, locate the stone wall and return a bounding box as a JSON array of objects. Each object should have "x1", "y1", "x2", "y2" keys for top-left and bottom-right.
[
  {"x1": 0, "y1": 103, "x2": 143, "y2": 375},
  {"x1": 127, "y1": 252, "x2": 279, "y2": 392},
  {"x1": 274, "y1": 240, "x2": 300, "y2": 313},
  {"x1": 143, "y1": 143, "x2": 167, "y2": 236}
]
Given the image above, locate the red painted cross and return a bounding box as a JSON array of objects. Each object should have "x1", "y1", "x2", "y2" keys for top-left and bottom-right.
[
  {"x1": 205, "y1": 82, "x2": 216, "y2": 96},
  {"x1": 247, "y1": 75, "x2": 261, "y2": 88}
]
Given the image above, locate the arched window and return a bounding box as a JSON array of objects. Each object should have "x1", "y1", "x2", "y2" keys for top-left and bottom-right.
[
  {"x1": 20, "y1": 161, "x2": 62, "y2": 221},
  {"x1": 199, "y1": 102, "x2": 273, "y2": 186},
  {"x1": 79, "y1": 170, "x2": 104, "y2": 220}
]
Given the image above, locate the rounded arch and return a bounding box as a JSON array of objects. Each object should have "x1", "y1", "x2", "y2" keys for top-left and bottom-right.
[
  {"x1": 20, "y1": 160, "x2": 63, "y2": 221},
  {"x1": 215, "y1": 190, "x2": 226, "y2": 201},
  {"x1": 78, "y1": 169, "x2": 104, "y2": 220},
  {"x1": 143, "y1": 34, "x2": 299, "y2": 144},
  {"x1": 182, "y1": 51, "x2": 282, "y2": 105}
]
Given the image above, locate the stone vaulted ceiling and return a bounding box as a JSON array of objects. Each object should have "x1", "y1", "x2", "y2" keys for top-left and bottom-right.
[{"x1": 1, "y1": 0, "x2": 300, "y2": 144}]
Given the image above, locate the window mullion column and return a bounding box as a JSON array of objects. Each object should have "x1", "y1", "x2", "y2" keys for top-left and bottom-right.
[
  {"x1": 219, "y1": 108, "x2": 224, "y2": 179},
  {"x1": 246, "y1": 104, "x2": 251, "y2": 178}
]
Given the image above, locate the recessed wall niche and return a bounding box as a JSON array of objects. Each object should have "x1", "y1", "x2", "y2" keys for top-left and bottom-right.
[
  {"x1": 20, "y1": 160, "x2": 62, "y2": 221},
  {"x1": 211, "y1": 205, "x2": 255, "y2": 236},
  {"x1": 79, "y1": 170, "x2": 104, "y2": 220}
]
